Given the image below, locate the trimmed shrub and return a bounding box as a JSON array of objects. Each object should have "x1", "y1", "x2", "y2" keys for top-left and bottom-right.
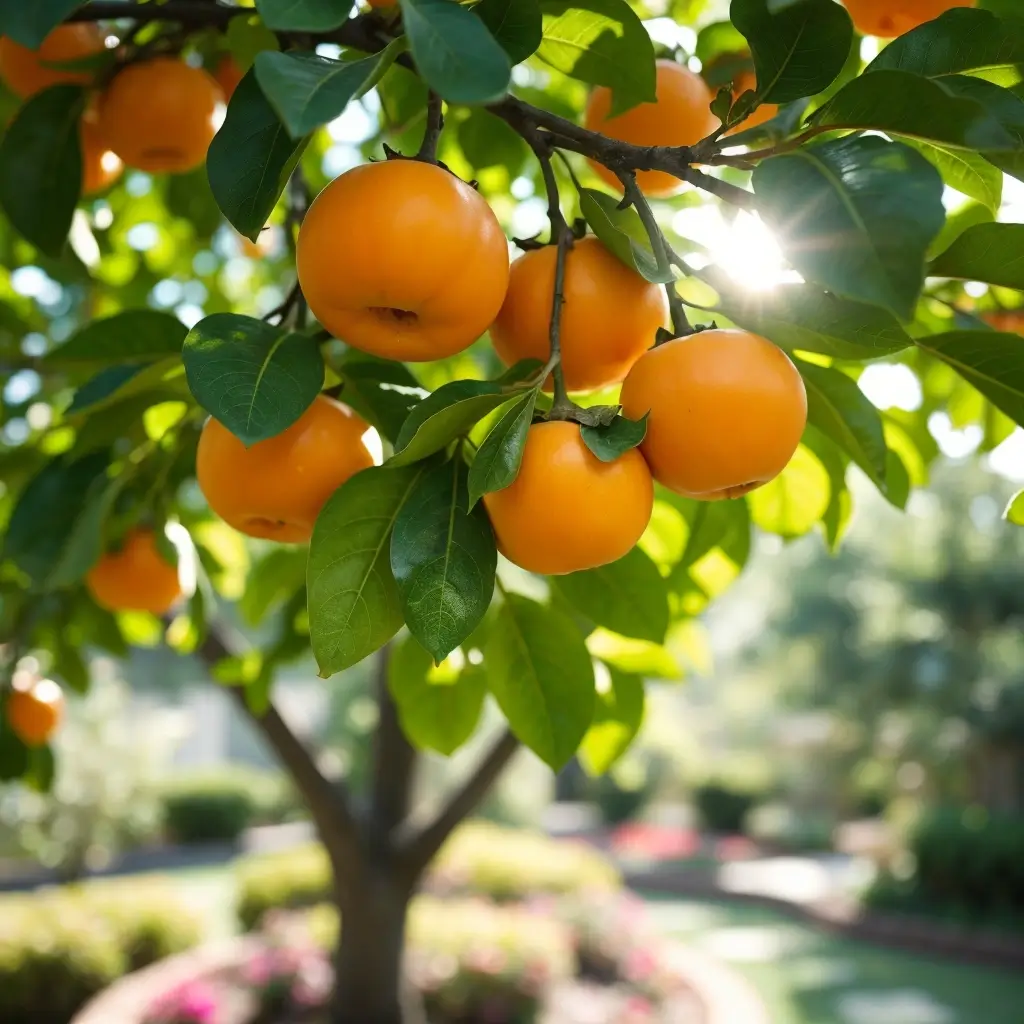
[
  {"x1": 237, "y1": 844, "x2": 332, "y2": 931},
  {"x1": 161, "y1": 777, "x2": 256, "y2": 845},
  {"x1": 693, "y1": 783, "x2": 760, "y2": 834}
]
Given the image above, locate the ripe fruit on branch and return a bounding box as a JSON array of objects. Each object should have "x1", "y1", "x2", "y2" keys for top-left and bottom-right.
[
  {"x1": 483, "y1": 421, "x2": 653, "y2": 574},
  {"x1": 584, "y1": 60, "x2": 719, "y2": 197},
  {"x1": 214, "y1": 55, "x2": 244, "y2": 101},
  {"x1": 842, "y1": 0, "x2": 974, "y2": 38},
  {"x1": 620, "y1": 328, "x2": 807, "y2": 500},
  {"x1": 490, "y1": 236, "x2": 667, "y2": 392},
  {"x1": 197, "y1": 395, "x2": 376, "y2": 543},
  {"x1": 6, "y1": 675, "x2": 65, "y2": 747},
  {"x1": 298, "y1": 160, "x2": 509, "y2": 361},
  {"x1": 81, "y1": 98, "x2": 122, "y2": 196},
  {"x1": 0, "y1": 24, "x2": 105, "y2": 97},
  {"x1": 98, "y1": 58, "x2": 224, "y2": 174},
  {"x1": 86, "y1": 527, "x2": 184, "y2": 614}
]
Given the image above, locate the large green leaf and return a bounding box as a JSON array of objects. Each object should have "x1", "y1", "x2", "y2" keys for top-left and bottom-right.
[
  {"x1": 208, "y1": 69, "x2": 309, "y2": 241},
  {"x1": 255, "y1": 0, "x2": 350, "y2": 31},
  {"x1": 475, "y1": 0, "x2": 543, "y2": 65},
  {"x1": 467, "y1": 390, "x2": 537, "y2": 509},
  {"x1": 929, "y1": 223, "x2": 1024, "y2": 289},
  {"x1": 44, "y1": 311, "x2": 188, "y2": 366},
  {"x1": 578, "y1": 667, "x2": 644, "y2": 776},
  {"x1": 0, "y1": 85, "x2": 83, "y2": 256},
  {"x1": 238, "y1": 548, "x2": 309, "y2": 626},
  {"x1": 577, "y1": 188, "x2": 673, "y2": 284},
  {"x1": 254, "y1": 44, "x2": 403, "y2": 139},
  {"x1": 484, "y1": 594, "x2": 595, "y2": 769},
  {"x1": 0, "y1": 0, "x2": 83, "y2": 48},
  {"x1": 537, "y1": 0, "x2": 656, "y2": 116},
  {"x1": 66, "y1": 359, "x2": 184, "y2": 417},
  {"x1": 809, "y1": 72, "x2": 1016, "y2": 152},
  {"x1": 903, "y1": 140, "x2": 1003, "y2": 215},
  {"x1": 914, "y1": 331, "x2": 1024, "y2": 427},
  {"x1": 0, "y1": 719, "x2": 30, "y2": 783},
  {"x1": 336, "y1": 356, "x2": 428, "y2": 445},
  {"x1": 730, "y1": 0, "x2": 853, "y2": 104},
  {"x1": 390, "y1": 459, "x2": 497, "y2": 663},
  {"x1": 936, "y1": 76, "x2": 1024, "y2": 183},
  {"x1": 47, "y1": 471, "x2": 125, "y2": 589},
  {"x1": 747, "y1": 444, "x2": 830, "y2": 539},
  {"x1": 553, "y1": 546, "x2": 669, "y2": 643},
  {"x1": 183, "y1": 314, "x2": 324, "y2": 445},
  {"x1": 308, "y1": 465, "x2": 424, "y2": 676},
  {"x1": 400, "y1": 0, "x2": 511, "y2": 104},
  {"x1": 752, "y1": 136, "x2": 945, "y2": 322},
  {"x1": 794, "y1": 358, "x2": 889, "y2": 494},
  {"x1": 388, "y1": 634, "x2": 486, "y2": 755}
]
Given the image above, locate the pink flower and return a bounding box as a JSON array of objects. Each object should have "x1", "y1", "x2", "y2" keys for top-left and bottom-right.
[
  {"x1": 145, "y1": 979, "x2": 220, "y2": 1024},
  {"x1": 623, "y1": 995, "x2": 655, "y2": 1022},
  {"x1": 624, "y1": 947, "x2": 658, "y2": 982}
]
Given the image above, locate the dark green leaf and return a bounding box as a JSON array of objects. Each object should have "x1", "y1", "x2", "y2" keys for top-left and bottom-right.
[
  {"x1": 794, "y1": 358, "x2": 889, "y2": 494},
  {"x1": 579, "y1": 667, "x2": 644, "y2": 775},
  {"x1": 577, "y1": 188, "x2": 673, "y2": 284},
  {"x1": 1004, "y1": 490, "x2": 1024, "y2": 526},
  {"x1": 0, "y1": 84, "x2": 83, "y2": 255},
  {"x1": 801, "y1": 425, "x2": 853, "y2": 549},
  {"x1": 208, "y1": 69, "x2": 309, "y2": 241},
  {"x1": 903, "y1": 139, "x2": 1003, "y2": 215},
  {"x1": 254, "y1": 43, "x2": 404, "y2": 139},
  {"x1": 554, "y1": 545, "x2": 669, "y2": 643},
  {"x1": 47, "y1": 471, "x2": 125, "y2": 588},
  {"x1": 255, "y1": 0, "x2": 350, "y2": 31},
  {"x1": 25, "y1": 744, "x2": 55, "y2": 793},
  {"x1": 239, "y1": 547, "x2": 309, "y2": 626},
  {"x1": 308, "y1": 465, "x2": 424, "y2": 676},
  {"x1": 484, "y1": 593, "x2": 595, "y2": 769},
  {"x1": 225, "y1": 12, "x2": 280, "y2": 70},
  {"x1": 183, "y1": 313, "x2": 324, "y2": 445},
  {"x1": 929, "y1": 223, "x2": 1024, "y2": 290},
  {"x1": 730, "y1": 0, "x2": 853, "y2": 104},
  {"x1": 66, "y1": 359, "x2": 183, "y2": 417},
  {"x1": 390, "y1": 380, "x2": 514, "y2": 467},
  {"x1": 0, "y1": 0, "x2": 83, "y2": 48},
  {"x1": 467, "y1": 390, "x2": 536, "y2": 509},
  {"x1": 475, "y1": 0, "x2": 543, "y2": 64},
  {"x1": 400, "y1": 0, "x2": 511, "y2": 104},
  {"x1": 67, "y1": 365, "x2": 146, "y2": 415},
  {"x1": 46, "y1": 310, "x2": 189, "y2": 366},
  {"x1": 388, "y1": 633, "x2": 486, "y2": 755},
  {"x1": 935, "y1": 76, "x2": 1024, "y2": 184},
  {"x1": 914, "y1": 331, "x2": 1024, "y2": 427},
  {"x1": 580, "y1": 412, "x2": 647, "y2": 462},
  {"x1": 390, "y1": 459, "x2": 497, "y2": 663},
  {"x1": 458, "y1": 108, "x2": 529, "y2": 174},
  {"x1": 753, "y1": 136, "x2": 945, "y2": 322},
  {"x1": 337, "y1": 356, "x2": 428, "y2": 444},
  {"x1": 0, "y1": 720, "x2": 29, "y2": 782},
  {"x1": 723, "y1": 99, "x2": 808, "y2": 148},
  {"x1": 538, "y1": 0, "x2": 656, "y2": 116},
  {"x1": 927, "y1": 201, "x2": 993, "y2": 261}
]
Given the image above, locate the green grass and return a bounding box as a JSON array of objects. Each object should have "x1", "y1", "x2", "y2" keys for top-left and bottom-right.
[{"x1": 642, "y1": 894, "x2": 1024, "y2": 1024}]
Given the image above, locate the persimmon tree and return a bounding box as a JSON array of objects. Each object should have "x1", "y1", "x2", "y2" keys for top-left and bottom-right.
[{"x1": 1, "y1": 1, "x2": 1024, "y2": 1022}]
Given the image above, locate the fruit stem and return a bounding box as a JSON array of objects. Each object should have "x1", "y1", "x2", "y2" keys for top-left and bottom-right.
[{"x1": 416, "y1": 92, "x2": 445, "y2": 164}]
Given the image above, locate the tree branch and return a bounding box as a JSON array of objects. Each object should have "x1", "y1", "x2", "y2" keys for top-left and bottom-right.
[
  {"x1": 415, "y1": 91, "x2": 444, "y2": 164},
  {"x1": 398, "y1": 729, "x2": 519, "y2": 874},
  {"x1": 68, "y1": 2, "x2": 240, "y2": 27}
]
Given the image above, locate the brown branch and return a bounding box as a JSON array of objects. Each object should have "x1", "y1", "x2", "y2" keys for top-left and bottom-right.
[
  {"x1": 398, "y1": 729, "x2": 519, "y2": 874},
  {"x1": 415, "y1": 91, "x2": 444, "y2": 164},
  {"x1": 68, "y1": 2, "x2": 240, "y2": 26}
]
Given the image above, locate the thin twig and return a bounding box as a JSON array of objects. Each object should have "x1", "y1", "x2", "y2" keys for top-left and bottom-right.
[
  {"x1": 263, "y1": 279, "x2": 303, "y2": 325},
  {"x1": 415, "y1": 91, "x2": 444, "y2": 164}
]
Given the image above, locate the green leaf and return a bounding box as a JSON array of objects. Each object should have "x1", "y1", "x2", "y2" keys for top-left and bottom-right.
[
  {"x1": 238, "y1": 547, "x2": 309, "y2": 626},
  {"x1": 903, "y1": 140, "x2": 1003, "y2": 215},
  {"x1": 936, "y1": 76, "x2": 1024, "y2": 183},
  {"x1": 337, "y1": 356, "x2": 428, "y2": 444},
  {"x1": 308, "y1": 465, "x2": 424, "y2": 676},
  {"x1": 580, "y1": 412, "x2": 647, "y2": 462},
  {"x1": 586, "y1": 628, "x2": 681, "y2": 679},
  {"x1": 929, "y1": 223, "x2": 1024, "y2": 290},
  {"x1": 724, "y1": 99, "x2": 808, "y2": 148},
  {"x1": 1004, "y1": 490, "x2": 1024, "y2": 526},
  {"x1": 752, "y1": 136, "x2": 945, "y2": 322},
  {"x1": 0, "y1": 0, "x2": 83, "y2": 48},
  {"x1": 577, "y1": 188, "x2": 673, "y2": 284},
  {"x1": 66, "y1": 359, "x2": 183, "y2": 418},
  {"x1": 927, "y1": 201, "x2": 993, "y2": 262},
  {"x1": 458, "y1": 108, "x2": 529, "y2": 174},
  {"x1": 47, "y1": 471, "x2": 125, "y2": 589},
  {"x1": 801, "y1": 425, "x2": 853, "y2": 549},
  {"x1": 255, "y1": 0, "x2": 350, "y2": 31},
  {"x1": 579, "y1": 667, "x2": 644, "y2": 775},
  {"x1": 809, "y1": 71, "x2": 1016, "y2": 151},
  {"x1": 866, "y1": 8, "x2": 1024, "y2": 84},
  {"x1": 225, "y1": 13, "x2": 281, "y2": 71},
  {"x1": 67, "y1": 365, "x2": 146, "y2": 415},
  {"x1": 794, "y1": 358, "x2": 889, "y2": 494},
  {"x1": 730, "y1": 0, "x2": 853, "y2": 104},
  {"x1": 468, "y1": 390, "x2": 536, "y2": 509},
  {"x1": 0, "y1": 720, "x2": 29, "y2": 783},
  {"x1": 45, "y1": 310, "x2": 188, "y2": 366},
  {"x1": 914, "y1": 331, "x2": 1024, "y2": 427},
  {"x1": 475, "y1": 0, "x2": 543, "y2": 64},
  {"x1": 24, "y1": 744, "x2": 55, "y2": 793},
  {"x1": 537, "y1": 0, "x2": 656, "y2": 116},
  {"x1": 390, "y1": 380, "x2": 514, "y2": 467},
  {"x1": 254, "y1": 44, "x2": 404, "y2": 139},
  {"x1": 183, "y1": 313, "x2": 324, "y2": 445},
  {"x1": 400, "y1": 0, "x2": 511, "y2": 104},
  {"x1": 553, "y1": 545, "x2": 669, "y2": 643},
  {"x1": 208, "y1": 69, "x2": 309, "y2": 241},
  {"x1": 390, "y1": 459, "x2": 497, "y2": 663},
  {"x1": 747, "y1": 444, "x2": 831, "y2": 539},
  {"x1": 484, "y1": 593, "x2": 595, "y2": 769},
  {"x1": 388, "y1": 634, "x2": 486, "y2": 755},
  {"x1": 0, "y1": 84, "x2": 83, "y2": 256}
]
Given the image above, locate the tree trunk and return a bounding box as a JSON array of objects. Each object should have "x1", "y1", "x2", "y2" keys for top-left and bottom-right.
[{"x1": 329, "y1": 864, "x2": 424, "y2": 1024}]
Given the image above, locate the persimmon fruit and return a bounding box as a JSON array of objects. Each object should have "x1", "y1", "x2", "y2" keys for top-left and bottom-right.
[
  {"x1": 86, "y1": 527, "x2": 183, "y2": 614},
  {"x1": 620, "y1": 328, "x2": 807, "y2": 500},
  {"x1": 483, "y1": 421, "x2": 653, "y2": 575},
  {"x1": 724, "y1": 70, "x2": 778, "y2": 137},
  {"x1": 81, "y1": 98, "x2": 122, "y2": 195},
  {"x1": 197, "y1": 395, "x2": 376, "y2": 543},
  {"x1": 984, "y1": 310, "x2": 1024, "y2": 334},
  {"x1": 584, "y1": 59, "x2": 718, "y2": 197},
  {"x1": 297, "y1": 160, "x2": 509, "y2": 361},
  {"x1": 490, "y1": 237, "x2": 666, "y2": 392},
  {"x1": 97, "y1": 57, "x2": 223, "y2": 174},
  {"x1": 842, "y1": 0, "x2": 974, "y2": 38},
  {"x1": 5, "y1": 675, "x2": 64, "y2": 747},
  {"x1": 214, "y1": 54, "x2": 244, "y2": 101},
  {"x1": 0, "y1": 24, "x2": 105, "y2": 97}
]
